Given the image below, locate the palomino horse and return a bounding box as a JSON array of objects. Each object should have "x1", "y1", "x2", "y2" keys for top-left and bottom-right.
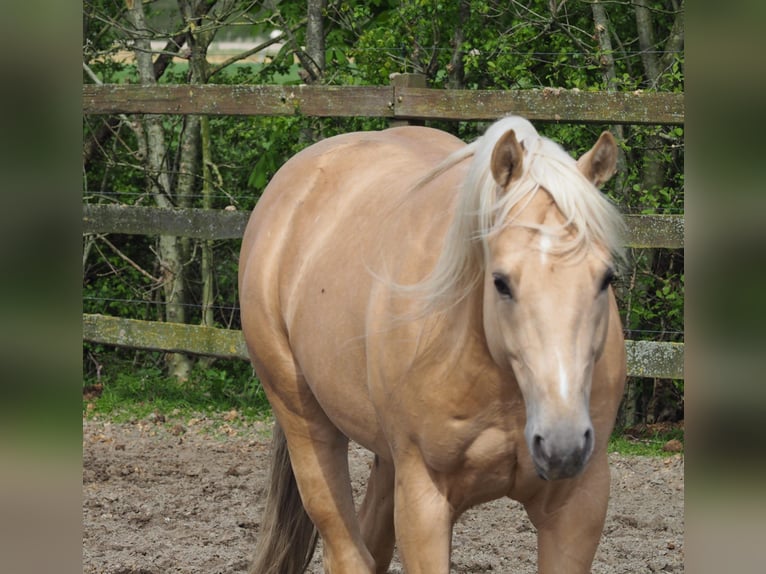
[{"x1": 239, "y1": 116, "x2": 627, "y2": 574}]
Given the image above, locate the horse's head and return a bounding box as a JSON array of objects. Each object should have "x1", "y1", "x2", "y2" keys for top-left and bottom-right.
[{"x1": 480, "y1": 126, "x2": 621, "y2": 480}]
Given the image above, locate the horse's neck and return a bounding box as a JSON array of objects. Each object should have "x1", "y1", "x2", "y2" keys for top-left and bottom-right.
[{"x1": 419, "y1": 284, "x2": 490, "y2": 368}]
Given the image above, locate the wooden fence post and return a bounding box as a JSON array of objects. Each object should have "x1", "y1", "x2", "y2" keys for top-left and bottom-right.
[{"x1": 389, "y1": 72, "x2": 427, "y2": 127}]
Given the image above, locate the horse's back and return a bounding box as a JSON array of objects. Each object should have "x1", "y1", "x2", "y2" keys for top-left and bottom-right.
[
  {"x1": 240, "y1": 126, "x2": 462, "y2": 273},
  {"x1": 239, "y1": 126, "x2": 465, "y2": 450}
]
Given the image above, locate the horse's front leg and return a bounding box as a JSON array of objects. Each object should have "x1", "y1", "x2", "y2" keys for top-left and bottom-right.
[
  {"x1": 393, "y1": 453, "x2": 453, "y2": 574},
  {"x1": 524, "y1": 452, "x2": 611, "y2": 574}
]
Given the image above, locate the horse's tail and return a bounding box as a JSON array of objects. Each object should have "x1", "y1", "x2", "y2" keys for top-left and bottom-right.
[{"x1": 250, "y1": 421, "x2": 318, "y2": 574}]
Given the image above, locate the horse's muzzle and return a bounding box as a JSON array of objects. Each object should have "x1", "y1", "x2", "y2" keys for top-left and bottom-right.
[{"x1": 530, "y1": 425, "x2": 594, "y2": 481}]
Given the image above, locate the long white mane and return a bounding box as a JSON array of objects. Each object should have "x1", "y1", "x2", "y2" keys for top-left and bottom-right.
[{"x1": 409, "y1": 116, "x2": 626, "y2": 312}]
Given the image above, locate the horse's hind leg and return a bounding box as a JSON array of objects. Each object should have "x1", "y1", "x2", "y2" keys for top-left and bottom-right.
[
  {"x1": 358, "y1": 454, "x2": 395, "y2": 573},
  {"x1": 283, "y1": 414, "x2": 375, "y2": 572},
  {"x1": 263, "y1": 367, "x2": 376, "y2": 574}
]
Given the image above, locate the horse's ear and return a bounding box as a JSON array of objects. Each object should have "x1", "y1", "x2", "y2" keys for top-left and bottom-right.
[
  {"x1": 577, "y1": 131, "x2": 618, "y2": 188},
  {"x1": 490, "y1": 129, "x2": 524, "y2": 190}
]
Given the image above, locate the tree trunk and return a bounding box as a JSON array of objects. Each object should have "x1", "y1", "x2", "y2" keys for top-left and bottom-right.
[
  {"x1": 177, "y1": 0, "x2": 223, "y2": 369},
  {"x1": 126, "y1": 0, "x2": 192, "y2": 380},
  {"x1": 197, "y1": 113, "x2": 215, "y2": 333},
  {"x1": 634, "y1": 0, "x2": 684, "y2": 192},
  {"x1": 176, "y1": 0, "x2": 208, "y2": 278},
  {"x1": 447, "y1": 0, "x2": 469, "y2": 89},
  {"x1": 634, "y1": 0, "x2": 668, "y2": 192},
  {"x1": 634, "y1": 0, "x2": 662, "y2": 87},
  {"x1": 305, "y1": 0, "x2": 326, "y2": 82},
  {"x1": 621, "y1": 380, "x2": 640, "y2": 428},
  {"x1": 632, "y1": 0, "x2": 684, "y2": 425},
  {"x1": 590, "y1": 0, "x2": 627, "y2": 199},
  {"x1": 661, "y1": 3, "x2": 684, "y2": 77}
]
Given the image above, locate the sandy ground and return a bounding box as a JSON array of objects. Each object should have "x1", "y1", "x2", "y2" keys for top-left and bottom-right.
[{"x1": 82, "y1": 416, "x2": 683, "y2": 573}]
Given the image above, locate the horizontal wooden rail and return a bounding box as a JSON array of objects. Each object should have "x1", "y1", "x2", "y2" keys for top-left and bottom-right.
[
  {"x1": 82, "y1": 84, "x2": 684, "y2": 125},
  {"x1": 394, "y1": 87, "x2": 684, "y2": 125},
  {"x1": 83, "y1": 204, "x2": 252, "y2": 240},
  {"x1": 83, "y1": 314, "x2": 684, "y2": 379},
  {"x1": 82, "y1": 204, "x2": 684, "y2": 248},
  {"x1": 624, "y1": 213, "x2": 684, "y2": 249},
  {"x1": 84, "y1": 314, "x2": 248, "y2": 360},
  {"x1": 622, "y1": 339, "x2": 685, "y2": 380},
  {"x1": 83, "y1": 84, "x2": 392, "y2": 118}
]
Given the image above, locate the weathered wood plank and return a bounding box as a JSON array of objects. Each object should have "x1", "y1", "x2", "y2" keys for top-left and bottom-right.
[
  {"x1": 624, "y1": 214, "x2": 684, "y2": 248},
  {"x1": 82, "y1": 203, "x2": 251, "y2": 240},
  {"x1": 82, "y1": 84, "x2": 684, "y2": 125},
  {"x1": 394, "y1": 87, "x2": 684, "y2": 125},
  {"x1": 83, "y1": 204, "x2": 684, "y2": 248},
  {"x1": 625, "y1": 340, "x2": 684, "y2": 379},
  {"x1": 83, "y1": 314, "x2": 684, "y2": 379},
  {"x1": 83, "y1": 314, "x2": 249, "y2": 360},
  {"x1": 82, "y1": 84, "x2": 394, "y2": 117}
]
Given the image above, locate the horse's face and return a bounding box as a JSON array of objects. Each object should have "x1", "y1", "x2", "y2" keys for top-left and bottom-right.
[{"x1": 482, "y1": 129, "x2": 618, "y2": 480}]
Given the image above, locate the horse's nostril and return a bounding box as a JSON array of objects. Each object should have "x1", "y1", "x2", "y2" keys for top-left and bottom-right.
[
  {"x1": 583, "y1": 427, "x2": 594, "y2": 454},
  {"x1": 532, "y1": 434, "x2": 545, "y2": 457}
]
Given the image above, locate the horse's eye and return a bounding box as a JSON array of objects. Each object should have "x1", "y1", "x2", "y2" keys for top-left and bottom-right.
[
  {"x1": 599, "y1": 268, "x2": 615, "y2": 292},
  {"x1": 493, "y1": 274, "x2": 513, "y2": 299}
]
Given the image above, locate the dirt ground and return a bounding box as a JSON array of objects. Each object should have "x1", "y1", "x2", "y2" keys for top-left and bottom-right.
[{"x1": 83, "y1": 414, "x2": 684, "y2": 573}]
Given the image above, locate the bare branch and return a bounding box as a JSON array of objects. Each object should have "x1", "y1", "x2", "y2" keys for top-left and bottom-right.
[
  {"x1": 207, "y1": 27, "x2": 301, "y2": 78},
  {"x1": 95, "y1": 234, "x2": 162, "y2": 284}
]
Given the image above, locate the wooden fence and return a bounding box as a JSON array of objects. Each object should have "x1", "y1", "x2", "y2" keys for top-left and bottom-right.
[{"x1": 82, "y1": 79, "x2": 685, "y2": 380}]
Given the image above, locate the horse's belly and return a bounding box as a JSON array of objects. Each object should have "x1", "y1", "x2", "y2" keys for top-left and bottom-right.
[
  {"x1": 291, "y1": 337, "x2": 385, "y2": 453},
  {"x1": 284, "y1": 247, "x2": 389, "y2": 454}
]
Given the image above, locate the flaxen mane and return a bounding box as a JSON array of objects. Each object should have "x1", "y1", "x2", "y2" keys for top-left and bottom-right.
[{"x1": 405, "y1": 116, "x2": 626, "y2": 313}]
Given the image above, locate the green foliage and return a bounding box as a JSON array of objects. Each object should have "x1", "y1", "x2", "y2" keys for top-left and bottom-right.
[
  {"x1": 84, "y1": 361, "x2": 270, "y2": 421},
  {"x1": 608, "y1": 427, "x2": 684, "y2": 457}
]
